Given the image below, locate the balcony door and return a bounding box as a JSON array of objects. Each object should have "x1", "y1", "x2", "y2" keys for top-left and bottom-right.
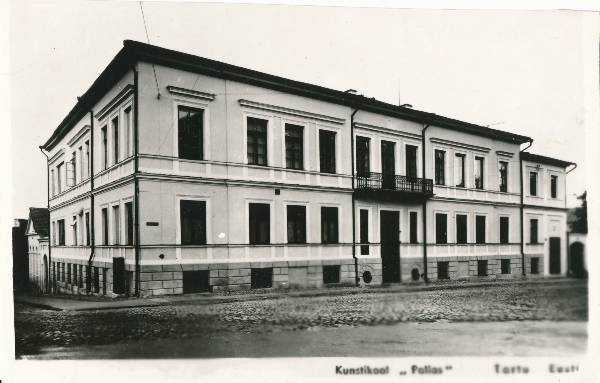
[
  {"x1": 381, "y1": 141, "x2": 396, "y2": 189},
  {"x1": 380, "y1": 210, "x2": 400, "y2": 283}
]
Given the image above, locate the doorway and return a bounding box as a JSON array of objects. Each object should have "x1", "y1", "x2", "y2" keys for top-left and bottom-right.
[
  {"x1": 380, "y1": 210, "x2": 400, "y2": 283},
  {"x1": 381, "y1": 141, "x2": 396, "y2": 189},
  {"x1": 549, "y1": 237, "x2": 561, "y2": 274},
  {"x1": 569, "y1": 242, "x2": 585, "y2": 277}
]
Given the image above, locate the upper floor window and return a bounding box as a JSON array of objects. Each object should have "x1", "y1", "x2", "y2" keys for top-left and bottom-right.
[
  {"x1": 101, "y1": 126, "x2": 108, "y2": 170},
  {"x1": 321, "y1": 206, "x2": 339, "y2": 244},
  {"x1": 249, "y1": 203, "x2": 270, "y2": 244},
  {"x1": 454, "y1": 153, "x2": 465, "y2": 187},
  {"x1": 285, "y1": 124, "x2": 303, "y2": 170},
  {"x1": 124, "y1": 106, "x2": 133, "y2": 158},
  {"x1": 85, "y1": 140, "x2": 90, "y2": 178},
  {"x1": 56, "y1": 162, "x2": 64, "y2": 194},
  {"x1": 434, "y1": 150, "x2": 445, "y2": 185},
  {"x1": 69, "y1": 151, "x2": 77, "y2": 186},
  {"x1": 529, "y1": 171, "x2": 538, "y2": 196},
  {"x1": 550, "y1": 175, "x2": 558, "y2": 198},
  {"x1": 286, "y1": 205, "x2": 306, "y2": 244},
  {"x1": 499, "y1": 161, "x2": 508, "y2": 192},
  {"x1": 406, "y1": 145, "x2": 418, "y2": 178},
  {"x1": 474, "y1": 156, "x2": 484, "y2": 189},
  {"x1": 57, "y1": 219, "x2": 65, "y2": 246},
  {"x1": 247, "y1": 117, "x2": 268, "y2": 166},
  {"x1": 112, "y1": 116, "x2": 119, "y2": 164},
  {"x1": 355, "y1": 136, "x2": 370, "y2": 177},
  {"x1": 51, "y1": 169, "x2": 56, "y2": 196},
  {"x1": 180, "y1": 200, "x2": 206, "y2": 245},
  {"x1": 78, "y1": 146, "x2": 83, "y2": 182},
  {"x1": 475, "y1": 215, "x2": 486, "y2": 244},
  {"x1": 319, "y1": 130, "x2": 336, "y2": 174},
  {"x1": 178, "y1": 105, "x2": 204, "y2": 161}
]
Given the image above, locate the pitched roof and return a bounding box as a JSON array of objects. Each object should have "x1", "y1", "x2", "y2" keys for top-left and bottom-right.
[
  {"x1": 43, "y1": 40, "x2": 532, "y2": 150},
  {"x1": 28, "y1": 207, "x2": 49, "y2": 237},
  {"x1": 521, "y1": 152, "x2": 575, "y2": 168}
]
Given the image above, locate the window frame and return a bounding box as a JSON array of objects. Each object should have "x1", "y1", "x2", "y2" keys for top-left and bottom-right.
[
  {"x1": 320, "y1": 205, "x2": 340, "y2": 244},
  {"x1": 530, "y1": 218, "x2": 539, "y2": 244},
  {"x1": 455, "y1": 213, "x2": 468, "y2": 244},
  {"x1": 499, "y1": 216, "x2": 510, "y2": 244},
  {"x1": 355, "y1": 135, "x2": 371, "y2": 177},
  {"x1": 359, "y1": 208, "x2": 370, "y2": 254},
  {"x1": 550, "y1": 174, "x2": 558, "y2": 199},
  {"x1": 475, "y1": 214, "x2": 487, "y2": 244},
  {"x1": 529, "y1": 170, "x2": 538, "y2": 196},
  {"x1": 454, "y1": 152, "x2": 466, "y2": 187},
  {"x1": 176, "y1": 195, "x2": 211, "y2": 247},
  {"x1": 173, "y1": 98, "x2": 210, "y2": 164},
  {"x1": 435, "y1": 212, "x2": 448, "y2": 244},
  {"x1": 247, "y1": 200, "x2": 272, "y2": 245},
  {"x1": 409, "y1": 210, "x2": 418, "y2": 244},
  {"x1": 434, "y1": 149, "x2": 446, "y2": 185},
  {"x1": 284, "y1": 123, "x2": 305, "y2": 170},
  {"x1": 474, "y1": 155, "x2": 484, "y2": 189},
  {"x1": 176, "y1": 104, "x2": 206, "y2": 161},
  {"x1": 318, "y1": 128, "x2": 337, "y2": 174},
  {"x1": 179, "y1": 199, "x2": 208, "y2": 245},
  {"x1": 498, "y1": 160, "x2": 509, "y2": 192},
  {"x1": 285, "y1": 204, "x2": 307, "y2": 244},
  {"x1": 246, "y1": 116, "x2": 269, "y2": 166}
]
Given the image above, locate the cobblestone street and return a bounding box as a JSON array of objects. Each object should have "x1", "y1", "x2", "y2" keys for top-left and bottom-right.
[{"x1": 14, "y1": 279, "x2": 587, "y2": 358}]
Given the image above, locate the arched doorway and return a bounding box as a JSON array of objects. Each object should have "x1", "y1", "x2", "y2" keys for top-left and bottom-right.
[
  {"x1": 569, "y1": 242, "x2": 585, "y2": 278},
  {"x1": 42, "y1": 255, "x2": 48, "y2": 293}
]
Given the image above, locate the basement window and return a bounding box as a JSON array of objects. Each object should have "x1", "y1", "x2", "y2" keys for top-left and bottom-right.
[
  {"x1": 477, "y1": 260, "x2": 488, "y2": 276},
  {"x1": 323, "y1": 265, "x2": 341, "y2": 284},
  {"x1": 530, "y1": 257, "x2": 540, "y2": 274},
  {"x1": 501, "y1": 259, "x2": 511, "y2": 274},
  {"x1": 183, "y1": 270, "x2": 210, "y2": 293},
  {"x1": 251, "y1": 268, "x2": 273, "y2": 289},
  {"x1": 437, "y1": 261, "x2": 449, "y2": 280}
]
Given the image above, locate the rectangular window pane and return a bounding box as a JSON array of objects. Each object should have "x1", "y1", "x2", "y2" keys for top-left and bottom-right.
[
  {"x1": 178, "y1": 106, "x2": 204, "y2": 160},
  {"x1": 285, "y1": 124, "x2": 303, "y2": 170},
  {"x1": 530, "y1": 219, "x2": 538, "y2": 244},
  {"x1": 124, "y1": 107, "x2": 132, "y2": 157},
  {"x1": 500, "y1": 217, "x2": 509, "y2": 244},
  {"x1": 249, "y1": 203, "x2": 270, "y2": 245},
  {"x1": 499, "y1": 161, "x2": 508, "y2": 192},
  {"x1": 530, "y1": 172, "x2": 537, "y2": 196},
  {"x1": 474, "y1": 156, "x2": 484, "y2": 189},
  {"x1": 476, "y1": 215, "x2": 486, "y2": 244},
  {"x1": 435, "y1": 213, "x2": 447, "y2": 244},
  {"x1": 406, "y1": 145, "x2": 418, "y2": 178},
  {"x1": 321, "y1": 206, "x2": 339, "y2": 244},
  {"x1": 113, "y1": 205, "x2": 120, "y2": 245},
  {"x1": 359, "y1": 209, "x2": 369, "y2": 254},
  {"x1": 456, "y1": 214, "x2": 467, "y2": 244},
  {"x1": 72, "y1": 216, "x2": 78, "y2": 246},
  {"x1": 112, "y1": 117, "x2": 119, "y2": 164},
  {"x1": 356, "y1": 136, "x2": 370, "y2": 177},
  {"x1": 101, "y1": 126, "x2": 108, "y2": 169},
  {"x1": 550, "y1": 175, "x2": 557, "y2": 198},
  {"x1": 409, "y1": 211, "x2": 418, "y2": 244},
  {"x1": 125, "y1": 202, "x2": 134, "y2": 245},
  {"x1": 58, "y1": 219, "x2": 65, "y2": 246},
  {"x1": 85, "y1": 212, "x2": 90, "y2": 246},
  {"x1": 319, "y1": 130, "x2": 336, "y2": 174},
  {"x1": 247, "y1": 117, "x2": 268, "y2": 166},
  {"x1": 435, "y1": 150, "x2": 445, "y2": 185},
  {"x1": 101, "y1": 208, "x2": 108, "y2": 245},
  {"x1": 287, "y1": 205, "x2": 306, "y2": 244},
  {"x1": 85, "y1": 140, "x2": 90, "y2": 178},
  {"x1": 180, "y1": 200, "x2": 207, "y2": 245},
  {"x1": 454, "y1": 153, "x2": 465, "y2": 187},
  {"x1": 57, "y1": 162, "x2": 63, "y2": 193}
]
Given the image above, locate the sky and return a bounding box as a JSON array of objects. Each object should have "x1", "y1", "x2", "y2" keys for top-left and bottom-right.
[{"x1": 9, "y1": 1, "x2": 598, "y2": 218}]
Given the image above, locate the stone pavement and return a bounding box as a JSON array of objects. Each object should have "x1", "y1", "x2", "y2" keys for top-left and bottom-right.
[{"x1": 14, "y1": 276, "x2": 575, "y2": 312}]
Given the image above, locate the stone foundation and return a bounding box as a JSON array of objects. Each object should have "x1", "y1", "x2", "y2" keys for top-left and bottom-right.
[{"x1": 426, "y1": 254, "x2": 524, "y2": 281}]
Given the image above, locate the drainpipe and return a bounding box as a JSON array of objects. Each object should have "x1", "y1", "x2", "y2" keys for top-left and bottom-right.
[
  {"x1": 87, "y1": 110, "x2": 95, "y2": 293},
  {"x1": 38, "y1": 146, "x2": 51, "y2": 293},
  {"x1": 133, "y1": 66, "x2": 141, "y2": 297},
  {"x1": 421, "y1": 123, "x2": 430, "y2": 283},
  {"x1": 350, "y1": 108, "x2": 359, "y2": 286},
  {"x1": 519, "y1": 138, "x2": 534, "y2": 277}
]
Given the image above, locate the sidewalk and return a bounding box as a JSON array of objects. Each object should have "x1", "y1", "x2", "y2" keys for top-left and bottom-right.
[{"x1": 14, "y1": 276, "x2": 581, "y2": 312}]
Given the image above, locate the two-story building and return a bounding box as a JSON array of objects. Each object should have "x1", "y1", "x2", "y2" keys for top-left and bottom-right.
[
  {"x1": 25, "y1": 207, "x2": 50, "y2": 292},
  {"x1": 41, "y1": 40, "x2": 576, "y2": 297}
]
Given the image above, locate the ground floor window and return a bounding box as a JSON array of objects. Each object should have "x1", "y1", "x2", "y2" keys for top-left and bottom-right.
[
  {"x1": 437, "y1": 261, "x2": 449, "y2": 280},
  {"x1": 251, "y1": 268, "x2": 273, "y2": 289},
  {"x1": 67, "y1": 263, "x2": 72, "y2": 284},
  {"x1": 322, "y1": 265, "x2": 340, "y2": 284},
  {"x1": 183, "y1": 270, "x2": 210, "y2": 293},
  {"x1": 501, "y1": 259, "x2": 511, "y2": 274},
  {"x1": 78, "y1": 265, "x2": 84, "y2": 288},
  {"x1": 530, "y1": 257, "x2": 540, "y2": 274},
  {"x1": 477, "y1": 260, "x2": 488, "y2": 276},
  {"x1": 93, "y1": 267, "x2": 100, "y2": 293}
]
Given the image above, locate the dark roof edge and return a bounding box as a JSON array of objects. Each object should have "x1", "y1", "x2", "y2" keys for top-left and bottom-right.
[
  {"x1": 521, "y1": 152, "x2": 575, "y2": 168},
  {"x1": 43, "y1": 40, "x2": 532, "y2": 150}
]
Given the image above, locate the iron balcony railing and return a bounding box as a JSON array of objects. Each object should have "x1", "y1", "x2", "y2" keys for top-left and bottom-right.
[{"x1": 355, "y1": 172, "x2": 434, "y2": 195}]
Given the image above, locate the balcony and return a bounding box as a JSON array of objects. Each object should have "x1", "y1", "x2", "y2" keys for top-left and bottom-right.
[{"x1": 354, "y1": 172, "x2": 434, "y2": 202}]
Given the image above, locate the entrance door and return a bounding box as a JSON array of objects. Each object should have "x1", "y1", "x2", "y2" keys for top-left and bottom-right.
[
  {"x1": 381, "y1": 141, "x2": 396, "y2": 189},
  {"x1": 569, "y1": 242, "x2": 585, "y2": 277},
  {"x1": 380, "y1": 210, "x2": 400, "y2": 283},
  {"x1": 549, "y1": 237, "x2": 561, "y2": 274}
]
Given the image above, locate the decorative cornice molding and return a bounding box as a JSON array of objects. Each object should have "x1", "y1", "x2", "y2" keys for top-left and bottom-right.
[
  {"x1": 429, "y1": 137, "x2": 491, "y2": 153},
  {"x1": 67, "y1": 125, "x2": 91, "y2": 147},
  {"x1": 354, "y1": 122, "x2": 421, "y2": 141},
  {"x1": 166, "y1": 85, "x2": 216, "y2": 101},
  {"x1": 238, "y1": 99, "x2": 345, "y2": 125},
  {"x1": 49, "y1": 149, "x2": 65, "y2": 165},
  {"x1": 496, "y1": 150, "x2": 514, "y2": 158},
  {"x1": 96, "y1": 84, "x2": 134, "y2": 121}
]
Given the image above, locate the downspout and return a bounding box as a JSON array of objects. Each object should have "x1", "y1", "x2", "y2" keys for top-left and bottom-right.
[
  {"x1": 133, "y1": 66, "x2": 141, "y2": 296},
  {"x1": 87, "y1": 110, "x2": 95, "y2": 293},
  {"x1": 519, "y1": 138, "x2": 534, "y2": 277},
  {"x1": 421, "y1": 123, "x2": 430, "y2": 283},
  {"x1": 350, "y1": 108, "x2": 359, "y2": 286},
  {"x1": 38, "y1": 146, "x2": 51, "y2": 293}
]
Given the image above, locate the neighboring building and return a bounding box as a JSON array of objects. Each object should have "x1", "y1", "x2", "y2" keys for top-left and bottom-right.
[
  {"x1": 567, "y1": 197, "x2": 587, "y2": 277},
  {"x1": 25, "y1": 207, "x2": 50, "y2": 292},
  {"x1": 40, "y1": 41, "x2": 577, "y2": 297},
  {"x1": 12, "y1": 218, "x2": 28, "y2": 292}
]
